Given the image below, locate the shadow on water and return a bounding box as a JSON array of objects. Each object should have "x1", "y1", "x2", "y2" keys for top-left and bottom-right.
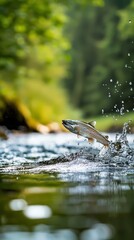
[{"x1": 0, "y1": 132, "x2": 134, "y2": 240}]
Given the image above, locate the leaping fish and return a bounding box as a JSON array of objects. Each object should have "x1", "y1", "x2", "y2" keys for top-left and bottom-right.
[{"x1": 62, "y1": 119, "x2": 110, "y2": 147}]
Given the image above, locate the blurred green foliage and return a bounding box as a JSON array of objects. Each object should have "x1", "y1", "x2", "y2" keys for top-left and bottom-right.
[
  {"x1": 0, "y1": 0, "x2": 133, "y2": 128},
  {"x1": 0, "y1": 0, "x2": 80, "y2": 124},
  {"x1": 65, "y1": 0, "x2": 134, "y2": 118}
]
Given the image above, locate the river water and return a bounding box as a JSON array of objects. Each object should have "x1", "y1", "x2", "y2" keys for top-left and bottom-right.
[{"x1": 0, "y1": 132, "x2": 134, "y2": 240}]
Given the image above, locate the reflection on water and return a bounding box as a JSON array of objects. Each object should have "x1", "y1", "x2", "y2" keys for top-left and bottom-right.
[
  {"x1": 0, "y1": 133, "x2": 134, "y2": 240},
  {"x1": 81, "y1": 223, "x2": 113, "y2": 240},
  {"x1": 23, "y1": 205, "x2": 52, "y2": 219},
  {"x1": 0, "y1": 172, "x2": 134, "y2": 240}
]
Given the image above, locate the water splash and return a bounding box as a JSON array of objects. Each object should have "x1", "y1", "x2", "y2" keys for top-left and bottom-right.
[{"x1": 99, "y1": 122, "x2": 134, "y2": 165}]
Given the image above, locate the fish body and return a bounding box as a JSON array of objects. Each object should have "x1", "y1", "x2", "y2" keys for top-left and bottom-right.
[{"x1": 62, "y1": 119, "x2": 109, "y2": 147}]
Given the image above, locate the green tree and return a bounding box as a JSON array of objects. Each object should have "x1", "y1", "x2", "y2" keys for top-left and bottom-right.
[
  {"x1": 0, "y1": 0, "x2": 79, "y2": 124},
  {"x1": 65, "y1": 0, "x2": 134, "y2": 117}
]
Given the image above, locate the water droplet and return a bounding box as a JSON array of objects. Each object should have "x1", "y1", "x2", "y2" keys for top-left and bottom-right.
[
  {"x1": 129, "y1": 82, "x2": 132, "y2": 85},
  {"x1": 121, "y1": 100, "x2": 124, "y2": 104},
  {"x1": 126, "y1": 109, "x2": 129, "y2": 112},
  {"x1": 114, "y1": 89, "x2": 119, "y2": 93},
  {"x1": 110, "y1": 79, "x2": 113, "y2": 82},
  {"x1": 129, "y1": 20, "x2": 131, "y2": 23},
  {"x1": 102, "y1": 109, "x2": 104, "y2": 114},
  {"x1": 128, "y1": 53, "x2": 130, "y2": 56},
  {"x1": 125, "y1": 64, "x2": 128, "y2": 68},
  {"x1": 130, "y1": 88, "x2": 133, "y2": 91},
  {"x1": 120, "y1": 107, "x2": 125, "y2": 116}
]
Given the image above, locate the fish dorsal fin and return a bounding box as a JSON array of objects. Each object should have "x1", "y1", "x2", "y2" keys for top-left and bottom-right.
[{"x1": 88, "y1": 121, "x2": 96, "y2": 128}]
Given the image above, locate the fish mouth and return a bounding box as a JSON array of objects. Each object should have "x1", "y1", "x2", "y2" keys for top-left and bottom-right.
[{"x1": 62, "y1": 120, "x2": 77, "y2": 132}]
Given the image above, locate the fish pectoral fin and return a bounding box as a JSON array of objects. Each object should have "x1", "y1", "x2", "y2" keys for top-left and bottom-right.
[
  {"x1": 88, "y1": 121, "x2": 96, "y2": 128},
  {"x1": 88, "y1": 137, "x2": 94, "y2": 143}
]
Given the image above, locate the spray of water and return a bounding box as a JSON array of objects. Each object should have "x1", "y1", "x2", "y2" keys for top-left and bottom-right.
[{"x1": 99, "y1": 122, "x2": 133, "y2": 165}]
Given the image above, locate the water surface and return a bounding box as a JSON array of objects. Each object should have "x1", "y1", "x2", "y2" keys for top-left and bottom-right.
[{"x1": 0, "y1": 133, "x2": 134, "y2": 240}]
